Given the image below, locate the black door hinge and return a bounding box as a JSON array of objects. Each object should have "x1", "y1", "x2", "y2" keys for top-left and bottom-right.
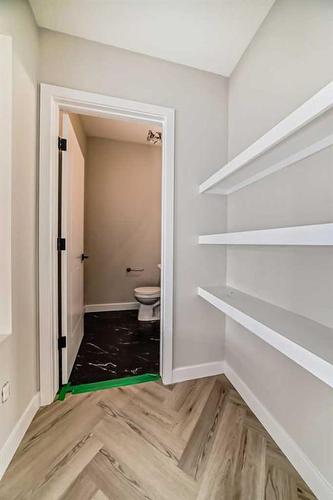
[
  {"x1": 57, "y1": 237, "x2": 66, "y2": 251},
  {"x1": 58, "y1": 137, "x2": 67, "y2": 151},
  {"x1": 58, "y1": 336, "x2": 67, "y2": 349}
]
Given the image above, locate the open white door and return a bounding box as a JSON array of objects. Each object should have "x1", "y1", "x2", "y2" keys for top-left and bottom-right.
[{"x1": 60, "y1": 113, "x2": 85, "y2": 384}]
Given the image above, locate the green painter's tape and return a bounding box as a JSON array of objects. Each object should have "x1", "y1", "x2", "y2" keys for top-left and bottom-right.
[
  {"x1": 72, "y1": 373, "x2": 161, "y2": 394},
  {"x1": 57, "y1": 373, "x2": 160, "y2": 400},
  {"x1": 58, "y1": 383, "x2": 72, "y2": 401}
]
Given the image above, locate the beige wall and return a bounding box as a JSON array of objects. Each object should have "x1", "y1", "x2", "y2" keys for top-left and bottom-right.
[
  {"x1": 39, "y1": 29, "x2": 228, "y2": 369},
  {"x1": 84, "y1": 138, "x2": 161, "y2": 305},
  {"x1": 69, "y1": 113, "x2": 87, "y2": 157},
  {"x1": 0, "y1": 0, "x2": 39, "y2": 451},
  {"x1": 59, "y1": 112, "x2": 87, "y2": 156},
  {"x1": 227, "y1": 0, "x2": 333, "y2": 486}
]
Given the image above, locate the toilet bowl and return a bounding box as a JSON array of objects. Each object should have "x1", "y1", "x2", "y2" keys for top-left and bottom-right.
[{"x1": 134, "y1": 286, "x2": 160, "y2": 321}]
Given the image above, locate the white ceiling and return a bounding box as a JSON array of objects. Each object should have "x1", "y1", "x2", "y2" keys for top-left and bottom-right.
[
  {"x1": 29, "y1": 0, "x2": 275, "y2": 77},
  {"x1": 80, "y1": 114, "x2": 162, "y2": 146}
]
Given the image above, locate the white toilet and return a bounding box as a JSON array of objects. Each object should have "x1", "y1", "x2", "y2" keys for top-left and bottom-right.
[{"x1": 134, "y1": 286, "x2": 160, "y2": 321}]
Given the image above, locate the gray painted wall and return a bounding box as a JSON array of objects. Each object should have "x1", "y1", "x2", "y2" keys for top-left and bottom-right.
[
  {"x1": 0, "y1": 0, "x2": 39, "y2": 451},
  {"x1": 84, "y1": 138, "x2": 161, "y2": 305},
  {"x1": 39, "y1": 29, "x2": 228, "y2": 369},
  {"x1": 227, "y1": 0, "x2": 333, "y2": 485}
]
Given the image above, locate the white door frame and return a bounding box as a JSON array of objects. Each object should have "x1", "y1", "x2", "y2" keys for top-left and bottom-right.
[{"x1": 39, "y1": 84, "x2": 175, "y2": 405}]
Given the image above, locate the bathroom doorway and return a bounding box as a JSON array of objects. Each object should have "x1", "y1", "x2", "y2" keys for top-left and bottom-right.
[
  {"x1": 58, "y1": 110, "x2": 163, "y2": 389},
  {"x1": 38, "y1": 85, "x2": 174, "y2": 405}
]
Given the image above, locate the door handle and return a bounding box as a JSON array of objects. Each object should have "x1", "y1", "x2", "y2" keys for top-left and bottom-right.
[{"x1": 81, "y1": 254, "x2": 89, "y2": 262}]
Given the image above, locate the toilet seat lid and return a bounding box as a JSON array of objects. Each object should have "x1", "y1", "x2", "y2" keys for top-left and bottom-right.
[{"x1": 134, "y1": 286, "x2": 160, "y2": 296}]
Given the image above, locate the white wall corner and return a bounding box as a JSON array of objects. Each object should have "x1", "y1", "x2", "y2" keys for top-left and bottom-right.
[
  {"x1": 224, "y1": 363, "x2": 333, "y2": 500},
  {"x1": 0, "y1": 393, "x2": 40, "y2": 480},
  {"x1": 172, "y1": 360, "x2": 225, "y2": 384}
]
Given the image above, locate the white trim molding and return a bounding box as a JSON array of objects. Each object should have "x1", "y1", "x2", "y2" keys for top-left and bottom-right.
[
  {"x1": 39, "y1": 84, "x2": 175, "y2": 405},
  {"x1": 0, "y1": 35, "x2": 12, "y2": 342},
  {"x1": 84, "y1": 302, "x2": 139, "y2": 313},
  {"x1": 224, "y1": 363, "x2": 333, "y2": 500},
  {"x1": 172, "y1": 361, "x2": 225, "y2": 383},
  {"x1": 0, "y1": 393, "x2": 40, "y2": 480}
]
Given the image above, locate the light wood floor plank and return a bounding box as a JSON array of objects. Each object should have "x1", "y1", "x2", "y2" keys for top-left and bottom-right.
[
  {"x1": 85, "y1": 449, "x2": 150, "y2": 500},
  {"x1": 173, "y1": 377, "x2": 216, "y2": 440},
  {"x1": 265, "y1": 462, "x2": 299, "y2": 500},
  {"x1": 93, "y1": 417, "x2": 197, "y2": 500},
  {"x1": 178, "y1": 379, "x2": 227, "y2": 479},
  {"x1": 101, "y1": 385, "x2": 178, "y2": 430},
  {"x1": 167, "y1": 380, "x2": 198, "y2": 411},
  {"x1": 0, "y1": 375, "x2": 317, "y2": 500},
  {"x1": 91, "y1": 490, "x2": 109, "y2": 500},
  {"x1": 31, "y1": 434, "x2": 103, "y2": 500},
  {"x1": 0, "y1": 396, "x2": 103, "y2": 500},
  {"x1": 196, "y1": 399, "x2": 247, "y2": 500},
  {"x1": 61, "y1": 471, "x2": 99, "y2": 500},
  {"x1": 234, "y1": 428, "x2": 266, "y2": 500},
  {"x1": 97, "y1": 396, "x2": 185, "y2": 463}
]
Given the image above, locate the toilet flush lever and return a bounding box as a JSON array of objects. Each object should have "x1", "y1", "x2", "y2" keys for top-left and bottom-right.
[{"x1": 126, "y1": 267, "x2": 144, "y2": 272}]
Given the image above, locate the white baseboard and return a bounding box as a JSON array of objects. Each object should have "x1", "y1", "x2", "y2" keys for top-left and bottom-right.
[
  {"x1": 172, "y1": 360, "x2": 225, "y2": 383},
  {"x1": 224, "y1": 363, "x2": 333, "y2": 500},
  {"x1": 84, "y1": 302, "x2": 139, "y2": 313},
  {"x1": 0, "y1": 392, "x2": 40, "y2": 480}
]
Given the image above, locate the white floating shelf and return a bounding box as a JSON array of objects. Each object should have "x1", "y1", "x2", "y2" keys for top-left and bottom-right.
[
  {"x1": 199, "y1": 81, "x2": 333, "y2": 195},
  {"x1": 198, "y1": 286, "x2": 333, "y2": 388},
  {"x1": 198, "y1": 223, "x2": 333, "y2": 246}
]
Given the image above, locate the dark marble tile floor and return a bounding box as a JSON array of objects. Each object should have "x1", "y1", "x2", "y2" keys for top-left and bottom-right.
[{"x1": 69, "y1": 310, "x2": 160, "y2": 385}]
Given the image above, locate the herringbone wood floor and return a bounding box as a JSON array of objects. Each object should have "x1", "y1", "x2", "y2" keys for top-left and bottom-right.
[{"x1": 0, "y1": 376, "x2": 316, "y2": 500}]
